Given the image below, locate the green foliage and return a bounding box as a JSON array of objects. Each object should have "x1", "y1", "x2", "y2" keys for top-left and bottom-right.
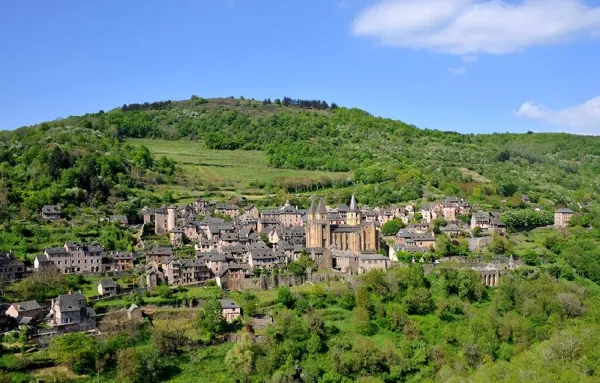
[
  {"x1": 287, "y1": 253, "x2": 316, "y2": 277},
  {"x1": 151, "y1": 327, "x2": 190, "y2": 356},
  {"x1": 380, "y1": 218, "x2": 405, "y2": 236},
  {"x1": 277, "y1": 286, "x2": 295, "y2": 309},
  {"x1": 116, "y1": 347, "x2": 163, "y2": 383},
  {"x1": 8, "y1": 271, "x2": 70, "y2": 301},
  {"x1": 197, "y1": 297, "x2": 225, "y2": 340},
  {"x1": 48, "y1": 333, "x2": 98, "y2": 374},
  {"x1": 502, "y1": 210, "x2": 554, "y2": 229}
]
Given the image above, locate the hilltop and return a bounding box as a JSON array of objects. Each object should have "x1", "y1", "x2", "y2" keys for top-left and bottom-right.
[{"x1": 1, "y1": 95, "x2": 599, "y2": 221}]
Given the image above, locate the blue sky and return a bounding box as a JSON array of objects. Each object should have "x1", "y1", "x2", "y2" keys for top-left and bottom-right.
[{"x1": 1, "y1": 0, "x2": 599, "y2": 134}]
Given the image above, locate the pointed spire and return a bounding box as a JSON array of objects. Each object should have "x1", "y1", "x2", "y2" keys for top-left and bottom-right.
[
  {"x1": 308, "y1": 197, "x2": 316, "y2": 214},
  {"x1": 349, "y1": 194, "x2": 358, "y2": 211},
  {"x1": 317, "y1": 198, "x2": 327, "y2": 214}
]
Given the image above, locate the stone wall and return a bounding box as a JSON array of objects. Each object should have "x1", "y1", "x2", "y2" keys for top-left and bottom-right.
[{"x1": 242, "y1": 271, "x2": 353, "y2": 291}]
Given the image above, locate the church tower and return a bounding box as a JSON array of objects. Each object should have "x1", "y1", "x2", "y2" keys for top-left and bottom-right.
[
  {"x1": 346, "y1": 194, "x2": 362, "y2": 226},
  {"x1": 306, "y1": 197, "x2": 329, "y2": 248}
]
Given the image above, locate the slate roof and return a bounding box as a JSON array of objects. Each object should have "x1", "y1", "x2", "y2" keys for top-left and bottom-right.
[
  {"x1": 556, "y1": 208, "x2": 574, "y2": 213},
  {"x1": 11, "y1": 300, "x2": 41, "y2": 312},
  {"x1": 359, "y1": 254, "x2": 390, "y2": 261},
  {"x1": 55, "y1": 292, "x2": 86, "y2": 312},
  {"x1": 99, "y1": 279, "x2": 117, "y2": 289},
  {"x1": 41, "y1": 205, "x2": 61, "y2": 214},
  {"x1": 219, "y1": 299, "x2": 240, "y2": 309}
]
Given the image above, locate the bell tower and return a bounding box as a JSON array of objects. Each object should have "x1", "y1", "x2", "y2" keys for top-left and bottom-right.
[{"x1": 346, "y1": 194, "x2": 362, "y2": 226}]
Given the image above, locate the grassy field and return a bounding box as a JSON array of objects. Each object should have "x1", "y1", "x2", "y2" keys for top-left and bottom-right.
[{"x1": 127, "y1": 138, "x2": 348, "y2": 198}]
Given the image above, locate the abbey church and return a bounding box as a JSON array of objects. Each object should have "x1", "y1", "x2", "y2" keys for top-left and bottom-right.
[{"x1": 305, "y1": 195, "x2": 379, "y2": 255}]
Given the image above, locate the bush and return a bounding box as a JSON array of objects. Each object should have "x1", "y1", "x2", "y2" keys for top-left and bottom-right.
[{"x1": 151, "y1": 327, "x2": 190, "y2": 356}]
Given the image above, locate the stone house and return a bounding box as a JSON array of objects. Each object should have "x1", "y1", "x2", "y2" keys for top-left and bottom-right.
[
  {"x1": 0, "y1": 252, "x2": 26, "y2": 281},
  {"x1": 41, "y1": 205, "x2": 61, "y2": 220},
  {"x1": 198, "y1": 253, "x2": 229, "y2": 276},
  {"x1": 261, "y1": 201, "x2": 305, "y2": 227},
  {"x1": 109, "y1": 215, "x2": 128, "y2": 225},
  {"x1": 103, "y1": 251, "x2": 134, "y2": 272},
  {"x1": 439, "y1": 223, "x2": 463, "y2": 237},
  {"x1": 169, "y1": 228, "x2": 184, "y2": 248},
  {"x1": 146, "y1": 245, "x2": 173, "y2": 264},
  {"x1": 36, "y1": 242, "x2": 103, "y2": 274},
  {"x1": 554, "y1": 208, "x2": 574, "y2": 228},
  {"x1": 332, "y1": 251, "x2": 359, "y2": 274},
  {"x1": 98, "y1": 279, "x2": 118, "y2": 296},
  {"x1": 214, "y1": 204, "x2": 240, "y2": 218},
  {"x1": 145, "y1": 265, "x2": 165, "y2": 290},
  {"x1": 6, "y1": 300, "x2": 42, "y2": 323},
  {"x1": 195, "y1": 238, "x2": 218, "y2": 253},
  {"x1": 165, "y1": 258, "x2": 211, "y2": 286},
  {"x1": 358, "y1": 254, "x2": 390, "y2": 273},
  {"x1": 396, "y1": 230, "x2": 436, "y2": 249},
  {"x1": 257, "y1": 218, "x2": 280, "y2": 235},
  {"x1": 242, "y1": 205, "x2": 260, "y2": 220},
  {"x1": 308, "y1": 247, "x2": 332, "y2": 270},
  {"x1": 47, "y1": 292, "x2": 96, "y2": 333},
  {"x1": 470, "y1": 212, "x2": 506, "y2": 235},
  {"x1": 248, "y1": 249, "x2": 279, "y2": 269},
  {"x1": 216, "y1": 264, "x2": 250, "y2": 291},
  {"x1": 219, "y1": 299, "x2": 241, "y2": 322}
]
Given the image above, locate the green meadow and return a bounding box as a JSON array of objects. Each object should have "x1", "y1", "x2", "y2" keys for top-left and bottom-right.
[{"x1": 127, "y1": 138, "x2": 349, "y2": 199}]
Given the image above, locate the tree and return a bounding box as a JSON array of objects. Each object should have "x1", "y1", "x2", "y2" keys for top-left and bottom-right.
[
  {"x1": 497, "y1": 150, "x2": 511, "y2": 162},
  {"x1": 197, "y1": 297, "x2": 225, "y2": 339},
  {"x1": 277, "y1": 286, "x2": 295, "y2": 309},
  {"x1": 238, "y1": 292, "x2": 258, "y2": 318},
  {"x1": 131, "y1": 145, "x2": 153, "y2": 169},
  {"x1": 151, "y1": 327, "x2": 189, "y2": 356},
  {"x1": 488, "y1": 234, "x2": 513, "y2": 255},
  {"x1": 154, "y1": 284, "x2": 172, "y2": 299},
  {"x1": 381, "y1": 218, "x2": 404, "y2": 236},
  {"x1": 404, "y1": 287, "x2": 434, "y2": 315},
  {"x1": 225, "y1": 333, "x2": 255, "y2": 382},
  {"x1": 48, "y1": 333, "x2": 98, "y2": 374},
  {"x1": 353, "y1": 306, "x2": 374, "y2": 335},
  {"x1": 386, "y1": 303, "x2": 407, "y2": 331},
  {"x1": 117, "y1": 347, "x2": 162, "y2": 383}
]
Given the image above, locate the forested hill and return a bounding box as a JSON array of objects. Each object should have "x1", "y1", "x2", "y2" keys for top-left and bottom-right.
[{"x1": 1, "y1": 96, "x2": 600, "y2": 218}]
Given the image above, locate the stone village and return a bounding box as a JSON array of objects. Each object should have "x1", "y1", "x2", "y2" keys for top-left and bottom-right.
[{"x1": 0, "y1": 196, "x2": 574, "y2": 337}]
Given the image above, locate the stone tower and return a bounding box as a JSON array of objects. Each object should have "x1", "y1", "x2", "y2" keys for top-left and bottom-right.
[
  {"x1": 306, "y1": 197, "x2": 328, "y2": 248},
  {"x1": 346, "y1": 194, "x2": 362, "y2": 226},
  {"x1": 167, "y1": 204, "x2": 177, "y2": 232}
]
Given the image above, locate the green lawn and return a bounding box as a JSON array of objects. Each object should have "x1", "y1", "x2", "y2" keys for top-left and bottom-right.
[{"x1": 127, "y1": 138, "x2": 348, "y2": 197}]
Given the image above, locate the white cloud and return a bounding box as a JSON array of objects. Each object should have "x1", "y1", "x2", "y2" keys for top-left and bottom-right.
[
  {"x1": 462, "y1": 55, "x2": 478, "y2": 63},
  {"x1": 352, "y1": 0, "x2": 600, "y2": 54},
  {"x1": 448, "y1": 66, "x2": 466, "y2": 75},
  {"x1": 517, "y1": 96, "x2": 600, "y2": 134}
]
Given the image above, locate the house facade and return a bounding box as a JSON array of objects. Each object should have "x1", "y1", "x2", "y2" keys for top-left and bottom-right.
[
  {"x1": 47, "y1": 292, "x2": 96, "y2": 333},
  {"x1": 36, "y1": 242, "x2": 103, "y2": 274},
  {"x1": 554, "y1": 208, "x2": 574, "y2": 228}
]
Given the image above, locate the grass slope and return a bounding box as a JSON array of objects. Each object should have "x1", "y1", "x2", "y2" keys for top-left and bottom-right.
[{"x1": 128, "y1": 138, "x2": 349, "y2": 198}]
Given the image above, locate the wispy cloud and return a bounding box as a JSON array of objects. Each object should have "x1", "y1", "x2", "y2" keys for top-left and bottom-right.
[
  {"x1": 352, "y1": 0, "x2": 600, "y2": 55},
  {"x1": 462, "y1": 55, "x2": 478, "y2": 63},
  {"x1": 517, "y1": 96, "x2": 600, "y2": 134},
  {"x1": 448, "y1": 66, "x2": 466, "y2": 75}
]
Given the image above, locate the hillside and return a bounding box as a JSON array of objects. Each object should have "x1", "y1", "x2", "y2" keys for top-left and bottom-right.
[{"x1": 2, "y1": 96, "x2": 600, "y2": 220}]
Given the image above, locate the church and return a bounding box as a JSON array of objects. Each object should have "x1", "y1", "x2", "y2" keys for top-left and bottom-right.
[{"x1": 305, "y1": 195, "x2": 379, "y2": 255}]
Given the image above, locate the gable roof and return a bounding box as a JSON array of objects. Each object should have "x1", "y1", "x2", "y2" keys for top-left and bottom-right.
[{"x1": 11, "y1": 300, "x2": 41, "y2": 312}]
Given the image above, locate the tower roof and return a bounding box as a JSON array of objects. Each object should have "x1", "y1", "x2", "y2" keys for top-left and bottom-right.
[
  {"x1": 308, "y1": 197, "x2": 316, "y2": 214},
  {"x1": 349, "y1": 194, "x2": 358, "y2": 211},
  {"x1": 317, "y1": 198, "x2": 328, "y2": 214}
]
